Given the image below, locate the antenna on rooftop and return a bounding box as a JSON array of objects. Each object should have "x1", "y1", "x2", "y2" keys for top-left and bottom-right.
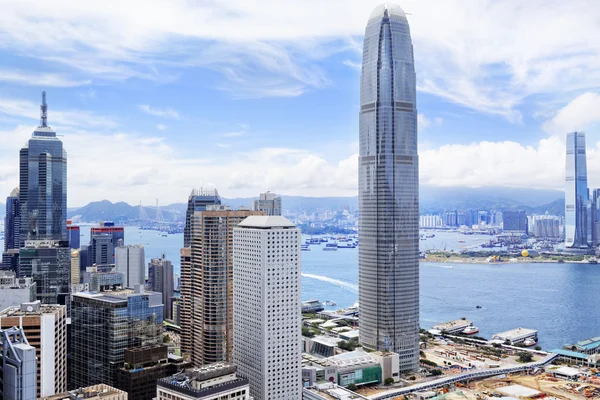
[{"x1": 40, "y1": 91, "x2": 48, "y2": 128}]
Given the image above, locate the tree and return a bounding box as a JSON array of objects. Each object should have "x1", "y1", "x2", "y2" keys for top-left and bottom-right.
[
  {"x1": 384, "y1": 377, "x2": 395, "y2": 385},
  {"x1": 338, "y1": 337, "x2": 359, "y2": 351},
  {"x1": 431, "y1": 369, "x2": 443, "y2": 376},
  {"x1": 163, "y1": 334, "x2": 170, "y2": 343},
  {"x1": 534, "y1": 345, "x2": 542, "y2": 351},
  {"x1": 347, "y1": 383, "x2": 357, "y2": 391},
  {"x1": 518, "y1": 351, "x2": 533, "y2": 363},
  {"x1": 302, "y1": 326, "x2": 315, "y2": 338}
]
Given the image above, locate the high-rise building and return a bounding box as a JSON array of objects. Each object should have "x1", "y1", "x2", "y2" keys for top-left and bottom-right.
[
  {"x1": 179, "y1": 247, "x2": 192, "y2": 351},
  {"x1": 19, "y1": 92, "x2": 67, "y2": 247},
  {"x1": 148, "y1": 255, "x2": 174, "y2": 320},
  {"x1": 115, "y1": 345, "x2": 191, "y2": 400},
  {"x1": 181, "y1": 206, "x2": 263, "y2": 367},
  {"x1": 0, "y1": 301, "x2": 67, "y2": 398},
  {"x1": 0, "y1": 326, "x2": 37, "y2": 400},
  {"x1": 90, "y1": 222, "x2": 125, "y2": 264},
  {"x1": 233, "y1": 216, "x2": 302, "y2": 400},
  {"x1": 0, "y1": 271, "x2": 36, "y2": 311},
  {"x1": 502, "y1": 210, "x2": 529, "y2": 234},
  {"x1": 66, "y1": 221, "x2": 80, "y2": 250},
  {"x1": 358, "y1": 3, "x2": 420, "y2": 371},
  {"x1": 18, "y1": 241, "x2": 70, "y2": 307},
  {"x1": 70, "y1": 249, "x2": 80, "y2": 285},
  {"x1": 156, "y1": 363, "x2": 251, "y2": 400},
  {"x1": 252, "y1": 191, "x2": 282, "y2": 216},
  {"x1": 114, "y1": 245, "x2": 145, "y2": 288},
  {"x1": 591, "y1": 189, "x2": 600, "y2": 247},
  {"x1": 4, "y1": 188, "x2": 20, "y2": 252},
  {"x1": 183, "y1": 188, "x2": 221, "y2": 248},
  {"x1": 565, "y1": 132, "x2": 589, "y2": 248},
  {"x1": 70, "y1": 288, "x2": 163, "y2": 387}
]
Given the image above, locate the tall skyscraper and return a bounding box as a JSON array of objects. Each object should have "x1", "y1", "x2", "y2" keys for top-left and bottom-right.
[
  {"x1": 0, "y1": 326, "x2": 37, "y2": 400},
  {"x1": 90, "y1": 222, "x2": 125, "y2": 264},
  {"x1": 181, "y1": 206, "x2": 263, "y2": 366},
  {"x1": 252, "y1": 191, "x2": 282, "y2": 216},
  {"x1": 358, "y1": 3, "x2": 420, "y2": 371},
  {"x1": 19, "y1": 92, "x2": 67, "y2": 247},
  {"x1": 114, "y1": 245, "x2": 145, "y2": 288},
  {"x1": 565, "y1": 132, "x2": 589, "y2": 248},
  {"x1": 233, "y1": 216, "x2": 302, "y2": 400},
  {"x1": 148, "y1": 255, "x2": 174, "y2": 320},
  {"x1": 4, "y1": 188, "x2": 20, "y2": 252},
  {"x1": 66, "y1": 220, "x2": 80, "y2": 250},
  {"x1": 70, "y1": 288, "x2": 163, "y2": 388},
  {"x1": 183, "y1": 188, "x2": 221, "y2": 248},
  {"x1": 0, "y1": 301, "x2": 67, "y2": 398}
]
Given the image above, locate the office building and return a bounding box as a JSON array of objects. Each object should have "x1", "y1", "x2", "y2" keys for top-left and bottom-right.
[
  {"x1": 70, "y1": 288, "x2": 163, "y2": 387},
  {"x1": 183, "y1": 188, "x2": 221, "y2": 248},
  {"x1": 156, "y1": 363, "x2": 251, "y2": 400},
  {"x1": 358, "y1": 3, "x2": 420, "y2": 370},
  {"x1": 81, "y1": 266, "x2": 123, "y2": 292},
  {"x1": 42, "y1": 384, "x2": 127, "y2": 400},
  {"x1": 115, "y1": 345, "x2": 191, "y2": 400},
  {"x1": 181, "y1": 206, "x2": 263, "y2": 367},
  {"x1": 70, "y1": 249, "x2": 80, "y2": 285},
  {"x1": 565, "y1": 132, "x2": 589, "y2": 248},
  {"x1": 0, "y1": 326, "x2": 37, "y2": 400},
  {"x1": 18, "y1": 240, "x2": 70, "y2": 307},
  {"x1": 90, "y1": 222, "x2": 124, "y2": 264},
  {"x1": 179, "y1": 247, "x2": 192, "y2": 352},
  {"x1": 0, "y1": 301, "x2": 67, "y2": 397},
  {"x1": 0, "y1": 272, "x2": 36, "y2": 311},
  {"x1": 19, "y1": 92, "x2": 67, "y2": 247},
  {"x1": 115, "y1": 245, "x2": 145, "y2": 288},
  {"x1": 419, "y1": 215, "x2": 443, "y2": 228},
  {"x1": 502, "y1": 210, "x2": 529, "y2": 234},
  {"x1": 233, "y1": 216, "x2": 302, "y2": 400},
  {"x1": 79, "y1": 244, "x2": 91, "y2": 270},
  {"x1": 252, "y1": 191, "x2": 282, "y2": 216},
  {"x1": 148, "y1": 255, "x2": 174, "y2": 321},
  {"x1": 66, "y1": 221, "x2": 80, "y2": 250},
  {"x1": 532, "y1": 215, "x2": 561, "y2": 239},
  {"x1": 4, "y1": 188, "x2": 20, "y2": 253}
]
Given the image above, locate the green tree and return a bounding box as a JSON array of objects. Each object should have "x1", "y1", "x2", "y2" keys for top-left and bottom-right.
[
  {"x1": 534, "y1": 345, "x2": 542, "y2": 351},
  {"x1": 384, "y1": 377, "x2": 395, "y2": 385},
  {"x1": 347, "y1": 383, "x2": 357, "y2": 391},
  {"x1": 518, "y1": 351, "x2": 533, "y2": 363},
  {"x1": 431, "y1": 369, "x2": 443, "y2": 376},
  {"x1": 302, "y1": 326, "x2": 315, "y2": 338},
  {"x1": 338, "y1": 337, "x2": 360, "y2": 351}
]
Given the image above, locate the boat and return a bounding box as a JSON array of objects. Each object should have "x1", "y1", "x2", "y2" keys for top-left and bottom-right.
[
  {"x1": 324, "y1": 301, "x2": 337, "y2": 306},
  {"x1": 301, "y1": 245, "x2": 311, "y2": 251},
  {"x1": 476, "y1": 305, "x2": 482, "y2": 309},
  {"x1": 462, "y1": 326, "x2": 479, "y2": 335},
  {"x1": 523, "y1": 338, "x2": 537, "y2": 347},
  {"x1": 337, "y1": 243, "x2": 356, "y2": 249},
  {"x1": 323, "y1": 243, "x2": 338, "y2": 251}
]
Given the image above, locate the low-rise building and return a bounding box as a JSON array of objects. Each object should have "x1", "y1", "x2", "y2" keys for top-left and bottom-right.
[
  {"x1": 156, "y1": 362, "x2": 251, "y2": 400},
  {"x1": 491, "y1": 328, "x2": 537, "y2": 345},
  {"x1": 302, "y1": 350, "x2": 383, "y2": 388},
  {"x1": 115, "y1": 344, "x2": 192, "y2": 400},
  {"x1": 303, "y1": 383, "x2": 370, "y2": 400},
  {"x1": 41, "y1": 384, "x2": 127, "y2": 400},
  {"x1": 432, "y1": 320, "x2": 472, "y2": 335},
  {"x1": 0, "y1": 271, "x2": 36, "y2": 311},
  {"x1": 563, "y1": 336, "x2": 600, "y2": 355}
]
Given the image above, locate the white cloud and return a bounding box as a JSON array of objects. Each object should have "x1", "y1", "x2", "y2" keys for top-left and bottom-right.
[
  {"x1": 0, "y1": 69, "x2": 91, "y2": 87},
  {"x1": 543, "y1": 92, "x2": 600, "y2": 135},
  {"x1": 216, "y1": 143, "x2": 231, "y2": 148},
  {"x1": 156, "y1": 124, "x2": 167, "y2": 131},
  {"x1": 342, "y1": 60, "x2": 361, "y2": 70},
  {"x1": 418, "y1": 114, "x2": 443, "y2": 130},
  {"x1": 138, "y1": 105, "x2": 180, "y2": 119},
  {"x1": 222, "y1": 131, "x2": 244, "y2": 138}
]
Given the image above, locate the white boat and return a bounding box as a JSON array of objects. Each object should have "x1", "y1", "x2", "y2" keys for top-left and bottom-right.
[
  {"x1": 523, "y1": 338, "x2": 537, "y2": 347},
  {"x1": 462, "y1": 326, "x2": 479, "y2": 335}
]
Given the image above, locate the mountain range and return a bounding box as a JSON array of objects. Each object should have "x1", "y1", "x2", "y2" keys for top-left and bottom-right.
[{"x1": 62, "y1": 186, "x2": 565, "y2": 223}]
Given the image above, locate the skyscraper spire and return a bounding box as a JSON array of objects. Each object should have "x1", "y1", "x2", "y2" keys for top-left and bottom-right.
[{"x1": 40, "y1": 91, "x2": 48, "y2": 128}]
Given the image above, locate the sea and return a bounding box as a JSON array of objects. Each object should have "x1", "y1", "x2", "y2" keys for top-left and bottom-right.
[{"x1": 9, "y1": 226, "x2": 600, "y2": 351}]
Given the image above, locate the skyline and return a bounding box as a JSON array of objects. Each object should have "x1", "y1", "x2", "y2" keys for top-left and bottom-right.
[{"x1": 1, "y1": 1, "x2": 600, "y2": 205}]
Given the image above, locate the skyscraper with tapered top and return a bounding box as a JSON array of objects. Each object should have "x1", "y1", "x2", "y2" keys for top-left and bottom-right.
[
  {"x1": 358, "y1": 3, "x2": 420, "y2": 371},
  {"x1": 565, "y1": 132, "x2": 589, "y2": 248}
]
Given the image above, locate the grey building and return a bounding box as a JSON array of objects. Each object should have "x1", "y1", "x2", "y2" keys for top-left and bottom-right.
[
  {"x1": 502, "y1": 210, "x2": 528, "y2": 234},
  {"x1": 0, "y1": 272, "x2": 36, "y2": 311},
  {"x1": 114, "y1": 245, "x2": 145, "y2": 289},
  {"x1": 18, "y1": 241, "x2": 70, "y2": 308},
  {"x1": 565, "y1": 132, "x2": 589, "y2": 248},
  {"x1": 90, "y1": 232, "x2": 114, "y2": 266},
  {"x1": 81, "y1": 267, "x2": 124, "y2": 292},
  {"x1": 358, "y1": 3, "x2": 420, "y2": 371},
  {"x1": 148, "y1": 255, "x2": 174, "y2": 321},
  {"x1": 183, "y1": 188, "x2": 221, "y2": 248},
  {"x1": 19, "y1": 92, "x2": 67, "y2": 247},
  {"x1": 70, "y1": 287, "x2": 164, "y2": 388},
  {"x1": 252, "y1": 191, "x2": 282, "y2": 216},
  {"x1": 0, "y1": 326, "x2": 37, "y2": 400},
  {"x1": 4, "y1": 188, "x2": 20, "y2": 254}
]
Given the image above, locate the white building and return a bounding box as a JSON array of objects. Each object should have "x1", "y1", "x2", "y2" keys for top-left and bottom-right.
[
  {"x1": 233, "y1": 216, "x2": 302, "y2": 400},
  {"x1": 419, "y1": 215, "x2": 443, "y2": 228},
  {"x1": 252, "y1": 192, "x2": 282, "y2": 216},
  {"x1": 115, "y1": 244, "x2": 145, "y2": 288},
  {"x1": 0, "y1": 271, "x2": 36, "y2": 311},
  {"x1": 156, "y1": 363, "x2": 250, "y2": 400}
]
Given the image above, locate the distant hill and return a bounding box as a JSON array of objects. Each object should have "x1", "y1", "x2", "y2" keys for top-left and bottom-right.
[{"x1": 64, "y1": 186, "x2": 565, "y2": 223}]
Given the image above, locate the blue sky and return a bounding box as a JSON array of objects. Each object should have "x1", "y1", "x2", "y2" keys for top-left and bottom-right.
[{"x1": 1, "y1": 0, "x2": 600, "y2": 206}]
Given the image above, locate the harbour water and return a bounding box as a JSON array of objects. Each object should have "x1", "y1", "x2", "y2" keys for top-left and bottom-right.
[{"x1": 14, "y1": 227, "x2": 600, "y2": 350}]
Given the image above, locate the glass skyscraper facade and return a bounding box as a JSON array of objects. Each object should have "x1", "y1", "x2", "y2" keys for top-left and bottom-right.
[
  {"x1": 18, "y1": 94, "x2": 67, "y2": 246},
  {"x1": 4, "y1": 188, "x2": 20, "y2": 252},
  {"x1": 358, "y1": 3, "x2": 419, "y2": 371},
  {"x1": 183, "y1": 188, "x2": 221, "y2": 247},
  {"x1": 565, "y1": 132, "x2": 589, "y2": 248}
]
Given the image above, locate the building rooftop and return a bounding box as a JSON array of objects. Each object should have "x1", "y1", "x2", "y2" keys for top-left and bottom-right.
[
  {"x1": 0, "y1": 301, "x2": 64, "y2": 316},
  {"x1": 238, "y1": 215, "x2": 295, "y2": 228},
  {"x1": 158, "y1": 362, "x2": 247, "y2": 397},
  {"x1": 303, "y1": 383, "x2": 369, "y2": 400},
  {"x1": 550, "y1": 348, "x2": 589, "y2": 360},
  {"x1": 547, "y1": 366, "x2": 583, "y2": 377},
  {"x1": 73, "y1": 289, "x2": 159, "y2": 303},
  {"x1": 492, "y1": 327, "x2": 537, "y2": 339},
  {"x1": 432, "y1": 319, "x2": 471, "y2": 330},
  {"x1": 327, "y1": 350, "x2": 377, "y2": 368},
  {"x1": 569, "y1": 336, "x2": 600, "y2": 350},
  {"x1": 496, "y1": 384, "x2": 542, "y2": 398},
  {"x1": 41, "y1": 384, "x2": 126, "y2": 400},
  {"x1": 369, "y1": 3, "x2": 406, "y2": 20}
]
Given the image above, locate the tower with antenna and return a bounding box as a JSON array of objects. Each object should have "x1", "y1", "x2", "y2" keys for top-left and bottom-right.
[{"x1": 40, "y1": 91, "x2": 48, "y2": 128}]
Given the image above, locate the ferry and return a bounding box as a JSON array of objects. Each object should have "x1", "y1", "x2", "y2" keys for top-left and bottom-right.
[
  {"x1": 323, "y1": 243, "x2": 338, "y2": 251},
  {"x1": 462, "y1": 326, "x2": 480, "y2": 335},
  {"x1": 523, "y1": 338, "x2": 537, "y2": 347},
  {"x1": 337, "y1": 243, "x2": 356, "y2": 249}
]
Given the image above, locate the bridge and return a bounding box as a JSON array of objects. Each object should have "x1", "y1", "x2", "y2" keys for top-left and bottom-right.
[{"x1": 369, "y1": 353, "x2": 558, "y2": 399}]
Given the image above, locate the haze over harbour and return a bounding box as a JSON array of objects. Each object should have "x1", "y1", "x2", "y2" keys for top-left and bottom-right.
[{"x1": 47, "y1": 226, "x2": 600, "y2": 352}]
